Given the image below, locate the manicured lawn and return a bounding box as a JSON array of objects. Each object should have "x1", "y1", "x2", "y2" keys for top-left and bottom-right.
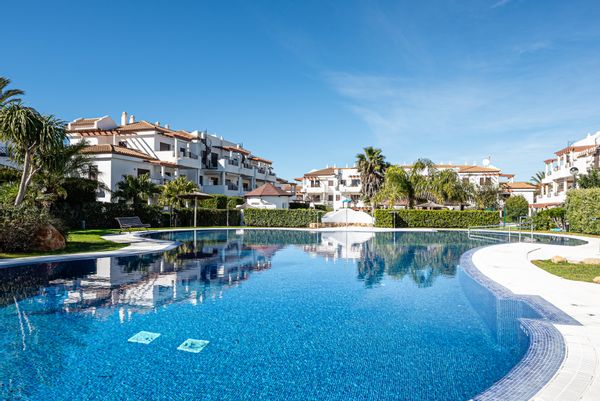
[
  {"x1": 0, "y1": 226, "x2": 244, "y2": 259},
  {"x1": 0, "y1": 229, "x2": 126, "y2": 259},
  {"x1": 532, "y1": 260, "x2": 600, "y2": 283}
]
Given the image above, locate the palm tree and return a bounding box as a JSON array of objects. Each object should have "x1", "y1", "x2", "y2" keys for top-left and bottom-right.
[
  {"x1": 356, "y1": 147, "x2": 387, "y2": 205},
  {"x1": 0, "y1": 77, "x2": 24, "y2": 107},
  {"x1": 430, "y1": 169, "x2": 472, "y2": 207},
  {"x1": 0, "y1": 104, "x2": 65, "y2": 205},
  {"x1": 113, "y1": 174, "x2": 160, "y2": 205},
  {"x1": 376, "y1": 159, "x2": 435, "y2": 209},
  {"x1": 159, "y1": 176, "x2": 198, "y2": 209},
  {"x1": 471, "y1": 182, "x2": 501, "y2": 210},
  {"x1": 159, "y1": 176, "x2": 198, "y2": 226},
  {"x1": 33, "y1": 141, "x2": 94, "y2": 205},
  {"x1": 530, "y1": 170, "x2": 545, "y2": 185}
]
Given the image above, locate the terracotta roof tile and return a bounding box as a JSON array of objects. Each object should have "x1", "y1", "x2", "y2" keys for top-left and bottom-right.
[
  {"x1": 555, "y1": 144, "x2": 597, "y2": 156},
  {"x1": 81, "y1": 144, "x2": 156, "y2": 160},
  {"x1": 502, "y1": 182, "x2": 537, "y2": 190},
  {"x1": 250, "y1": 155, "x2": 272, "y2": 164},
  {"x1": 245, "y1": 183, "x2": 291, "y2": 197},
  {"x1": 304, "y1": 167, "x2": 336, "y2": 177}
]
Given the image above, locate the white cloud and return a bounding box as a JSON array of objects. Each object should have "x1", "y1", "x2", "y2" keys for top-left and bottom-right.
[{"x1": 322, "y1": 69, "x2": 600, "y2": 179}]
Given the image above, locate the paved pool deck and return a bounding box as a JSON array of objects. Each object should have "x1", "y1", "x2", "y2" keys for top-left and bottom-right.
[{"x1": 469, "y1": 235, "x2": 600, "y2": 401}]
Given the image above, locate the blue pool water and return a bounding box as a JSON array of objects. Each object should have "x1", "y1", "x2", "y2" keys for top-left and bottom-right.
[{"x1": 0, "y1": 230, "x2": 577, "y2": 400}]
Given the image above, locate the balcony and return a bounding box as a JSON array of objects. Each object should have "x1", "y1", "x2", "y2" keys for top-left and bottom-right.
[{"x1": 202, "y1": 184, "x2": 244, "y2": 197}]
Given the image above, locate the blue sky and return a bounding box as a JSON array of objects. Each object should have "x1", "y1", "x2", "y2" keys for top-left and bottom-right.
[{"x1": 3, "y1": 0, "x2": 600, "y2": 181}]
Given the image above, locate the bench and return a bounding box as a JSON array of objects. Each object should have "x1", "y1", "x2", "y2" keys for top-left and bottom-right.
[{"x1": 115, "y1": 216, "x2": 151, "y2": 232}]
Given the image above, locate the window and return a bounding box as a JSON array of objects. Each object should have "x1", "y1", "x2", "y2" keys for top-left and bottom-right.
[
  {"x1": 180, "y1": 147, "x2": 186, "y2": 157},
  {"x1": 310, "y1": 179, "x2": 320, "y2": 188},
  {"x1": 479, "y1": 177, "x2": 484, "y2": 185},
  {"x1": 328, "y1": 180, "x2": 334, "y2": 186},
  {"x1": 336, "y1": 195, "x2": 340, "y2": 201},
  {"x1": 462, "y1": 178, "x2": 469, "y2": 185},
  {"x1": 485, "y1": 177, "x2": 492, "y2": 185},
  {"x1": 159, "y1": 142, "x2": 171, "y2": 151},
  {"x1": 137, "y1": 169, "x2": 150, "y2": 177},
  {"x1": 211, "y1": 177, "x2": 219, "y2": 185},
  {"x1": 340, "y1": 179, "x2": 346, "y2": 186},
  {"x1": 210, "y1": 153, "x2": 219, "y2": 167},
  {"x1": 351, "y1": 179, "x2": 360, "y2": 187},
  {"x1": 118, "y1": 140, "x2": 128, "y2": 148}
]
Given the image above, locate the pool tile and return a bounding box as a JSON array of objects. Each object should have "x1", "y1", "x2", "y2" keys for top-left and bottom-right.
[
  {"x1": 177, "y1": 339, "x2": 210, "y2": 353},
  {"x1": 128, "y1": 331, "x2": 161, "y2": 345}
]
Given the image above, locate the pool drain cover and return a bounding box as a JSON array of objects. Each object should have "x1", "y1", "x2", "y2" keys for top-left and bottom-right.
[
  {"x1": 177, "y1": 339, "x2": 209, "y2": 353},
  {"x1": 128, "y1": 331, "x2": 161, "y2": 344}
]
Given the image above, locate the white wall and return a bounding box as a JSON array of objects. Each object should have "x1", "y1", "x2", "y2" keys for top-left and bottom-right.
[{"x1": 246, "y1": 195, "x2": 289, "y2": 209}]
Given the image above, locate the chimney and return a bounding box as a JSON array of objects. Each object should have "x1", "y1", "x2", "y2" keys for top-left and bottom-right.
[
  {"x1": 165, "y1": 124, "x2": 170, "y2": 129},
  {"x1": 155, "y1": 121, "x2": 160, "y2": 127},
  {"x1": 129, "y1": 115, "x2": 135, "y2": 124},
  {"x1": 121, "y1": 111, "x2": 128, "y2": 126}
]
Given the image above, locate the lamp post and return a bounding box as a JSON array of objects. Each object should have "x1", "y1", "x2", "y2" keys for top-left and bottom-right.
[{"x1": 570, "y1": 167, "x2": 579, "y2": 189}]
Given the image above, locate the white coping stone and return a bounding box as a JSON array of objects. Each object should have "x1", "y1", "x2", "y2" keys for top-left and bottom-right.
[{"x1": 471, "y1": 236, "x2": 600, "y2": 401}]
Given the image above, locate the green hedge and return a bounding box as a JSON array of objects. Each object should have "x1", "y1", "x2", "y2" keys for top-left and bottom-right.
[
  {"x1": 52, "y1": 202, "x2": 241, "y2": 229},
  {"x1": 566, "y1": 188, "x2": 600, "y2": 234},
  {"x1": 198, "y1": 195, "x2": 244, "y2": 210},
  {"x1": 243, "y1": 209, "x2": 324, "y2": 227},
  {"x1": 161, "y1": 208, "x2": 241, "y2": 227},
  {"x1": 374, "y1": 209, "x2": 500, "y2": 228}
]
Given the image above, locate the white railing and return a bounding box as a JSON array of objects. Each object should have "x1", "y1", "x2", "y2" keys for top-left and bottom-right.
[{"x1": 467, "y1": 218, "x2": 534, "y2": 243}]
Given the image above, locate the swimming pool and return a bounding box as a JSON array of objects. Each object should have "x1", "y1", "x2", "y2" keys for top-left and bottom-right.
[{"x1": 0, "y1": 230, "x2": 579, "y2": 400}]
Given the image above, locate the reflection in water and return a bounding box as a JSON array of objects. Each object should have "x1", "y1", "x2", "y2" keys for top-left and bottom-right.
[
  {"x1": 0, "y1": 230, "x2": 552, "y2": 317},
  {"x1": 0, "y1": 229, "x2": 567, "y2": 401},
  {"x1": 1, "y1": 231, "x2": 280, "y2": 323}
]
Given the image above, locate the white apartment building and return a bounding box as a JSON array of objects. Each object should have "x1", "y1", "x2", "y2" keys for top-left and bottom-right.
[
  {"x1": 299, "y1": 160, "x2": 535, "y2": 210},
  {"x1": 534, "y1": 131, "x2": 600, "y2": 209},
  {"x1": 301, "y1": 167, "x2": 366, "y2": 210},
  {"x1": 67, "y1": 112, "x2": 279, "y2": 202}
]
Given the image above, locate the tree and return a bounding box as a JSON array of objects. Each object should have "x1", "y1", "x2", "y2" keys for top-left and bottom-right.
[
  {"x1": 376, "y1": 159, "x2": 434, "y2": 209},
  {"x1": 430, "y1": 169, "x2": 472, "y2": 207},
  {"x1": 504, "y1": 195, "x2": 529, "y2": 222},
  {"x1": 0, "y1": 104, "x2": 65, "y2": 205},
  {"x1": 355, "y1": 147, "x2": 387, "y2": 204},
  {"x1": 0, "y1": 77, "x2": 24, "y2": 107},
  {"x1": 530, "y1": 170, "x2": 545, "y2": 185},
  {"x1": 578, "y1": 168, "x2": 600, "y2": 189},
  {"x1": 159, "y1": 176, "x2": 198, "y2": 210},
  {"x1": 113, "y1": 174, "x2": 160, "y2": 205},
  {"x1": 471, "y1": 182, "x2": 501, "y2": 210},
  {"x1": 33, "y1": 141, "x2": 94, "y2": 206}
]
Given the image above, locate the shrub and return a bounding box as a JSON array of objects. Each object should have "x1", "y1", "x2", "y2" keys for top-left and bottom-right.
[
  {"x1": 62, "y1": 177, "x2": 99, "y2": 204},
  {"x1": 504, "y1": 195, "x2": 529, "y2": 222},
  {"x1": 52, "y1": 202, "x2": 164, "y2": 229},
  {"x1": 532, "y1": 207, "x2": 566, "y2": 230},
  {"x1": 374, "y1": 209, "x2": 500, "y2": 228},
  {"x1": 0, "y1": 204, "x2": 67, "y2": 252},
  {"x1": 199, "y1": 195, "x2": 244, "y2": 210},
  {"x1": 0, "y1": 167, "x2": 19, "y2": 184},
  {"x1": 566, "y1": 188, "x2": 600, "y2": 234},
  {"x1": 161, "y1": 208, "x2": 241, "y2": 227},
  {"x1": 243, "y1": 209, "x2": 324, "y2": 227}
]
